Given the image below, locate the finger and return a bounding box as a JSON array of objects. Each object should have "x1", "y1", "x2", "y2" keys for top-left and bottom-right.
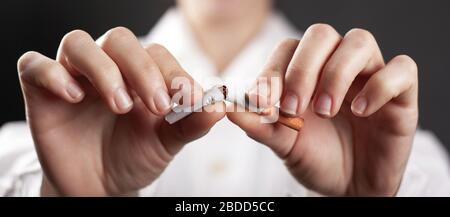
[
  {"x1": 281, "y1": 24, "x2": 341, "y2": 116},
  {"x1": 58, "y1": 30, "x2": 133, "y2": 114},
  {"x1": 98, "y1": 27, "x2": 171, "y2": 116},
  {"x1": 145, "y1": 44, "x2": 203, "y2": 106},
  {"x1": 158, "y1": 102, "x2": 226, "y2": 154},
  {"x1": 226, "y1": 103, "x2": 298, "y2": 158},
  {"x1": 17, "y1": 51, "x2": 85, "y2": 103},
  {"x1": 313, "y1": 28, "x2": 385, "y2": 118},
  {"x1": 351, "y1": 55, "x2": 418, "y2": 117},
  {"x1": 248, "y1": 38, "x2": 299, "y2": 108}
]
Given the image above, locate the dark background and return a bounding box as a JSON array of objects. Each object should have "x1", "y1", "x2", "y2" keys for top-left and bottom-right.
[{"x1": 1, "y1": 0, "x2": 449, "y2": 151}]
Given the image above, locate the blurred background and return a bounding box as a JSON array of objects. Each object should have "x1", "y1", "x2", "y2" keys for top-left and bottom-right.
[{"x1": 1, "y1": 0, "x2": 449, "y2": 151}]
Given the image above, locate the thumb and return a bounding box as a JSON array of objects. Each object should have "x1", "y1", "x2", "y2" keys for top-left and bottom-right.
[
  {"x1": 226, "y1": 103, "x2": 298, "y2": 158},
  {"x1": 158, "y1": 102, "x2": 226, "y2": 155}
]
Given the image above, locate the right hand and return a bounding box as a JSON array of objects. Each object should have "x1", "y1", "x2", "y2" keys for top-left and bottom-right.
[{"x1": 17, "y1": 27, "x2": 225, "y2": 196}]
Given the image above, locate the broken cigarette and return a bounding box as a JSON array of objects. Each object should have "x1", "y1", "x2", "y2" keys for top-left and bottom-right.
[
  {"x1": 225, "y1": 86, "x2": 304, "y2": 131},
  {"x1": 269, "y1": 110, "x2": 304, "y2": 131},
  {"x1": 165, "y1": 85, "x2": 226, "y2": 124},
  {"x1": 164, "y1": 85, "x2": 304, "y2": 131}
]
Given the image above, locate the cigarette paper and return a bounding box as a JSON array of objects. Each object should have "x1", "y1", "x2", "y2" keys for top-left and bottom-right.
[
  {"x1": 165, "y1": 85, "x2": 226, "y2": 124},
  {"x1": 225, "y1": 87, "x2": 304, "y2": 131},
  {"x1": 165, "y1": 85, "x2": 304, "y2": 131},
  {"x1": 276, "y1": 111, "x2": 304, "y2": 131}
]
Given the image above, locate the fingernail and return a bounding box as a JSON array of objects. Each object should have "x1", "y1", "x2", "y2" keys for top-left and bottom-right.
[
  {"x1": 280, "y1": 92, "x2": 298, "y2": 115},
  {"x1": 114, "y1": 87, "x2": 133, "y2": 112},
  {"x1": 66, "y1": 82, "x2": 84, "y2": 101},
  {"x1": 248, "y1": 83, "x2": 261, "y2": 106},
  {"x1": 248, "y1": 84, "x2": 258, "y2": 97},
  {"x1": 352, "y1": 95, "x2": 367, "y2": 115},
  {"x1": 153, "y1": 88, "x2": 172, "y2": 113},
  {"x1": 299, "y1": 98, "x2": 309, "y2": 114},
  {"x1": 248, "y1": 77, "x2": 274, "y2": 109},
  {"x1": 247, "y1": 91, "x2": 259, "y2": 108},
  {"x1": 315, "y1": 93, "x2": 332, "y2": 116}
]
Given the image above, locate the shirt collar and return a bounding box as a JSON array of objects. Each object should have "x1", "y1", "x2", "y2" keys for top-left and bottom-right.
[{"x1": 141, "y1": 7, "x2": 301, "y2": 89}]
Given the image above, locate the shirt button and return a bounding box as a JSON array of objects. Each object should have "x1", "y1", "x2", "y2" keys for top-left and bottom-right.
[{"x1": 209, "y1": 160, "x2": 228, "y2": 176}]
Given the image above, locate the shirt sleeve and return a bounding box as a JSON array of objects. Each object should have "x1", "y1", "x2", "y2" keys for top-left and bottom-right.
[
  {"x1": 0, "y1": 122, "x2": 42, "y2": 196},
  {"x1": 290, "y1": 129, "x2": 450, "y2": 197},
  {"x1": 396, "y1": 129, "x2": 450, "y2": 196}
]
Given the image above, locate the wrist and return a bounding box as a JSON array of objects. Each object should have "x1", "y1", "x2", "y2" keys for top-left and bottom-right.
[
  {"x1": 40, "y1": 176, "x2": 59, "y2": 197},
  {"x1": 40, "y1": 176, "x2": 138, "y2": 197}
]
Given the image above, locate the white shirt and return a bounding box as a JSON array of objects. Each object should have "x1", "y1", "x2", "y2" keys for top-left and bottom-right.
[{"x1": 1, "y1": 8, "x2": 449, "y2": 197}]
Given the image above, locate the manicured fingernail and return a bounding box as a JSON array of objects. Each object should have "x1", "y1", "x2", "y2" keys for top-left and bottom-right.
[
  {"x1": 66, "y1": 82, "x2": 84, "y2": 101},
  {"x1": 299, "y1": 98, "x2": 309, "y2": 114},
  {"x1": 248, "y1": 81, "x2": 269, "y2": 108},
  {"x1": 315, "y1": 93, "x2": 332, "y2": 116},
  {"x1": 352, "y1": 95, "x2": 367, "y2": 115},
  {"x1": 247, "y1": 91, "x2": 260, "y2": 108},
  {"x1": 280, "y1": 92, "x2": 298, "y2": 115},
  {"x1": 248, "y1": 84, "x2": 258, "y2": 97},
  {"x1": 114, "y1": 87, "x2": 133, "y2": 112},
  {"x1": 153, "y1": 88, "x2": 172, "y2": 113}
]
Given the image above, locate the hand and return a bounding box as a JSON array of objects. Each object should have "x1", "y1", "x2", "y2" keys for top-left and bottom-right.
[
  {"x1": 17, "y1": 27, "x2": 225, "y2": 196},
  {"x1": 228, "y1": 24, "x2": 418, "y2": 196}
]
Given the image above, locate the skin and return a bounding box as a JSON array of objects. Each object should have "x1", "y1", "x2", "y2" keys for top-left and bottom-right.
[
  {"x1": 178, "y1": 0, "x2": 271, "y2": 72},
  {"x1": 18, "y1": 29, "x2": 225, "y2": 196},
  {"x1": 17, "y1": 0, "x2": 418, "y2": 196},
  {"x1": 227, "y1": 27, "x2": 418, "y2": 196}
]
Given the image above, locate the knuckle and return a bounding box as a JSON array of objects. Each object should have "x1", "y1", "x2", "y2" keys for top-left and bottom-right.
[
  {"x1": 17, "y1": 51, "x2": 41, "y2": 74},
  {"x1": 167, "y1": 69, "x2": 187, "y2": 81},
  {"x1": 373, "y1": 75, "x2": 396, "y2": 95},
  {"x1": 62, "y1": 29, "x2": 91, "y2": 44},
  {"x1": 21, "y1": 60, "x2": 62, "y2": 87},
  {"x1": 264, "y1": 38, "x2": 299, "y2": 75},
  {"x1": 323, "y1": 61, "x2": 341, "y2": 75},
  {"x1": 323, "y1": 62, "x2": 348, "y2": 83},
  {"x1": 393, "y1": 54, "x2": 418, "y2": 88},
  {"x1": 61, "y1": 29, "x2": 91, "y2": 51},
  {"x1": 285, "y1": 64, "x2": 315, "y2": 93},
  {"x1": 145, "y1": 43, "x2": 169, "y2": 56},
  {"x1": 265, "y1": 63, "x2": 284, "y2": 75},
  {"x1": 321, "y1": 63, "x2": 353, "y2": 92},
  {"x1": 286, "y1": 65, "x2": 303, "y2": 76},
  {"x1": 327, "y1": 72, "x2": 348, "y2": 90},
  {"x1": 92, "y1": 64, "x2": 123, "y2": 91},
  {"x1": 103, "y1": 26, "x2": 135, "y2": 44},
  {"x1": 40, "y1": 64, "x2": 63, "y2": 84},
  {"x1": 306, "y1": 23, "x2": 337, "y2": 39},
  {"x1": 393, "y1": 54, "x2": 418, "y2": 74},
  {"x1": 100, "y1": 64, "x2": 120, "y2": 75},
  {"x1": 17, "y1": 52, "x2": 63, "y2": 87},
  {"x1": 138, "y1": 58, "x2": 160, "y2": 75},
  {"x1": 345, "y1": 28, "x2": 374, "y2": 49},
  {"x1": 277, "y1": 38, "x2": 299, "y2": 51},
  {"x1": 287, "y1": 59, "x2": 318, "y2": 76}
]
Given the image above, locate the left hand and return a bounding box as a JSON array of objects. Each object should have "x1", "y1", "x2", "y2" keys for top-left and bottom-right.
[{"x1": 227, "y1": 24, "x2": 418, "y2": 196}]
